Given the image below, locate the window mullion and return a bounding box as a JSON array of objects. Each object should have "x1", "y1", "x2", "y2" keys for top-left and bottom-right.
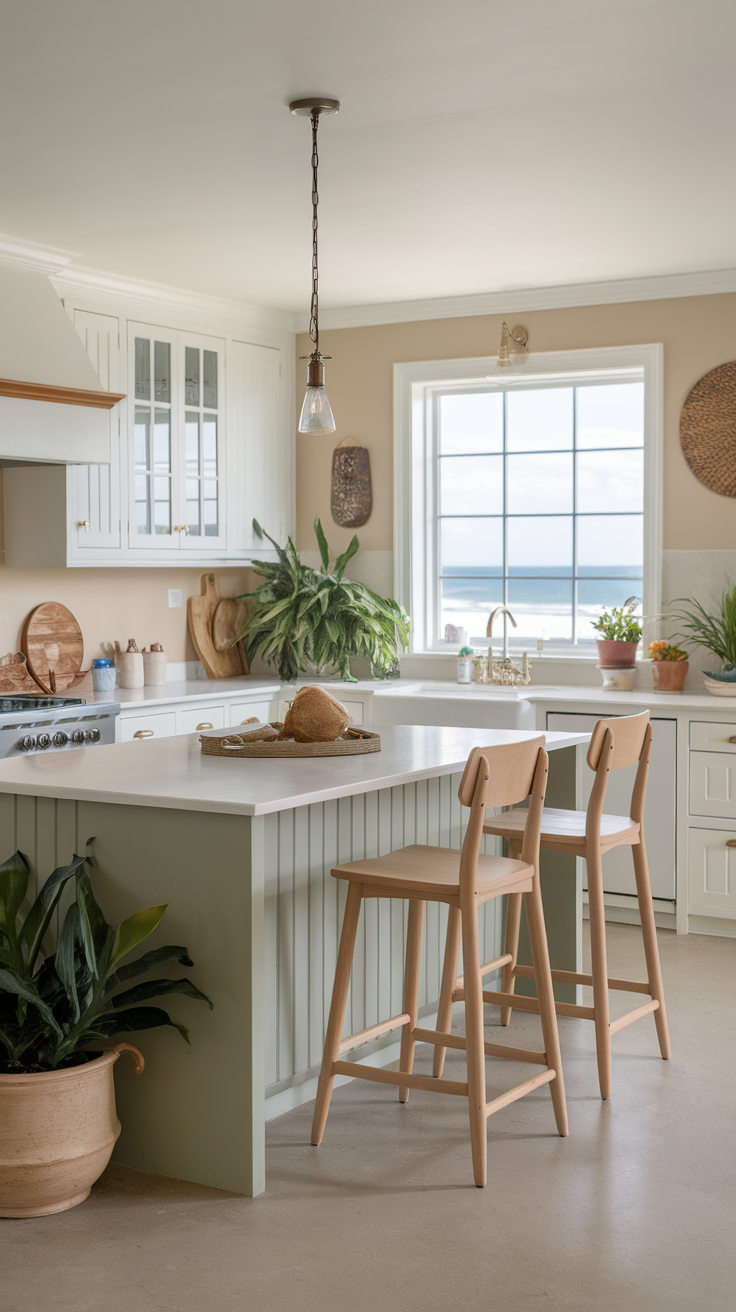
[{"x1": 572, "y1": 386, "x2": 578, "y2": 646}]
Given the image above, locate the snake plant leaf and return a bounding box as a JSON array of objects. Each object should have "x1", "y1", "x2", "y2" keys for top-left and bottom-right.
[
  {"x1": 109, "y1": 905, "x2": 168, "y2": 973},
  {"x1": 100, "y1": 1005, "x2": 191, "y2": 1044},
  {"x1": 108, "y1": 977, "x2": 213, "y2": 1010},
  {"x1": 0, "y1": 851, "x2": 29, "y2": 946},
  {"x1": 0, "y1": 967, "x2": 63, "y2": 1037},
  {"x1": 105, "y1": 945, "x2": 194, "y2": 992}
]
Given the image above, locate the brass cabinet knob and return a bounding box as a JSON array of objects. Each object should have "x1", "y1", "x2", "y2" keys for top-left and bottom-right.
[
  {"x1": 728, "y1": 736, "x2": 736, "y2": 744},
  {"x1": 726, "y1": 839, "x2": 736, "y2": 848},
  {"x1": 78, "y1": 520, "x2": 90, "y2": 531},
  {"x1": 133, "y1": 729, "x2": 154, "y2": 739},
  {"x1": 196, "y1": 722, "x2": 213, "y2": 731}
]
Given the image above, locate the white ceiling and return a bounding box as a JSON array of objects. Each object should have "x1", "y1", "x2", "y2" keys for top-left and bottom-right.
[{"x1": 2, "y1": 0, "x2": 735, "y2": 314}]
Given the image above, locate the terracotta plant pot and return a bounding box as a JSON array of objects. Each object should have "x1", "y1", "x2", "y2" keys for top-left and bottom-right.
[
  {"x1": 0, "y1": 1042, "x2": 144, "y2": 1218},
  {"x1": 651, "y1": 660, "x2": 688, "y2": 693},
  {"x1": 596, "y1": 639, "x2": 639, "y2": 669}
]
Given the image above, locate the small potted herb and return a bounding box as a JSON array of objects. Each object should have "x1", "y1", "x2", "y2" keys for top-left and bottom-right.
[
  {"x1": 647, "y1": 641, "x2": 689, "y2": 693},
  {"x1": 592, "y1": 597, "x2": 643, "y2": 669},
  {"x1": 0, "y1": 850, "x2": 212, "y2": 1217}
]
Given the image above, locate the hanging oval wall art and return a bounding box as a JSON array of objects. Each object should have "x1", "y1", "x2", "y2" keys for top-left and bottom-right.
[
  {"x1": 680, "y1": 361, "x2": 736, "y2": 496},
  {"x1": 331, "y1": 437, "x2": 372, "y2": 527}
]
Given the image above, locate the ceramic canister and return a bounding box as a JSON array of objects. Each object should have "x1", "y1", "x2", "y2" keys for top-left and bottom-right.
[{"x1": 115, "y1": 651, "x2": 144, "y2": 689}]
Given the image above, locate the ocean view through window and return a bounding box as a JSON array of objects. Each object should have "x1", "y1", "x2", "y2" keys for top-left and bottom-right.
[{"x1": 436, "y1": 379, "x2": 644, "y2": 646}]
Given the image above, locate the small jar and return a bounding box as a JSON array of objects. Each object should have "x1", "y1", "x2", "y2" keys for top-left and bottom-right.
[
  {"x1": 598, "y1": 665, "x2": 636, "y2": 692},
  {"x1": 457, "y1": 656, "x2": 473, "y2": 684},
  {"x1": 91, "y1": 658, "x2": 116, "y2": 692}
]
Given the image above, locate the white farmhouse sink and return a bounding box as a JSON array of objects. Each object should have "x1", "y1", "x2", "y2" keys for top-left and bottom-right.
[{"x1": 370, "y1": 681, "x2": 554, "y2": 730}]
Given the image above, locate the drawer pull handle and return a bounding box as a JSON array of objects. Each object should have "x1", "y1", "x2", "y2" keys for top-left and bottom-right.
[
  {"x1": 133, "y1": 729, "x2": 154, "y2": 739},
  {"x1": 728, "y1": 737, "x2": 736, "y2": 744},
  {"x1": 196, "y1": 722, "x2": 213, "y2": 731},
  {"x1": 726, "y1": 840, "x2": 736, "y2": 848}
]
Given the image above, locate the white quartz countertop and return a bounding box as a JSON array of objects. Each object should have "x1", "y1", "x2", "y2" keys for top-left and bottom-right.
[
  {"x1": 369, "y1": 679, "x2": 736, "y2": 713},
  {"x1": 88, "y1": 678, "x2": 281, "y2": 710},
  {"x1": 0, "y1": 724, "x2": 589, "y2": 817}
]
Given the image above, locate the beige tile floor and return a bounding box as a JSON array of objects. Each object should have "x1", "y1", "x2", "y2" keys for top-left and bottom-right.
[{"x1": 2, "y1": 924, "x2": 735, "y2": 1312}]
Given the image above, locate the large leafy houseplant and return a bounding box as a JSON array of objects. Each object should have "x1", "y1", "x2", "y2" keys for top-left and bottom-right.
[
  {"x1": 0, "y1": 849, "x2": 212, "y2": 1073},
  {"x1": 238, "y1": 519, "x2": 410, "y2": 681}
]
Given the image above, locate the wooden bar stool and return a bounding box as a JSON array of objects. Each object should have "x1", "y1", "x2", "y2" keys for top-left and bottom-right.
[
  {"x1": 465, "y1": 711, "x2": 670, "y2": 1101},
  {"x1": 311, "y1": 737, "x2": 568, "y2": 1188}
]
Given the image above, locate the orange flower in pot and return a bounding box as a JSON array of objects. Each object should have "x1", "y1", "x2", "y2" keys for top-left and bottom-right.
[{"x1": 648, "y1": 641, "x2": 689, "y2": 693}]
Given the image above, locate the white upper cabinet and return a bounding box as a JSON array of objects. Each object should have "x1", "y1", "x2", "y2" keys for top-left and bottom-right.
[
  {"x1": 2, "y1": 289, "x2": 294, "y2": 568},
  {"x1": 70, "y1": 309, "x2": 123, "y2": 553}
]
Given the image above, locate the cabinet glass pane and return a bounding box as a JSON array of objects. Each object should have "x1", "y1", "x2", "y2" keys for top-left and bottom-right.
[
  {"x1": 203, "y1": 415, "x2": 217, "y2": 475},
  {"x1": 185, "y1": 347, "x2": 200, "y2": 405},
  {"x1": 153, "y1": 410, "x2": 171, "y2": 472},
  {"x1": 186, "y1": 480, "x2": 201, "y2": 536},
  {"x1": 134, "y1": 407, "x2": 150, "y2": 469},
  {"x1": 135, "y1": 338, "x2": 150, "y2": 401},
  {"x1": 185, "y1": 412, "x2": 200, "y2": 475},
  {"x1": 203, "y1": 350, "x2": 218, "y2": 409},
  {"x1": 154, "y1": 479, "x2": 171, "y2": 534},
  {"x1": 204, "y1": 480, "x2": 218, "y2": 536},
  {"x1": 154, "y1": 341, "x2": 171, "y2": 403}
]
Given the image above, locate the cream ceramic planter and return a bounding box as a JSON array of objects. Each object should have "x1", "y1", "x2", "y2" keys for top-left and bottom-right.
[{"x1": 0, "y1": 1042, "x2": 144, "y2": 1218}]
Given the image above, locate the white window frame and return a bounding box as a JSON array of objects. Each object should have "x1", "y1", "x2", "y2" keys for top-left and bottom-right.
[{"x1": 393, "y1": 344, "x2": 663, "y2": 658}]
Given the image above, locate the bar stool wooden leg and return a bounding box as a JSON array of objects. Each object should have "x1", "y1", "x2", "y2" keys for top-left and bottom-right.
[
  {"x1": 432, "y1": 905, "x2": 461, "y2": 1078},
  {"x1": 585, "y1": 848, "x2": 612, "y2": 1100},
  {"x1": 399, "y1": 899, "x2": 425, "y2": 1102},
  {"x1": 500, "y1": 836, "x2": 523, "y2": 1026},
  {"x1": 525, "y1": 875, "x2": 568, "y2": 1136},
  {"x1": 632, "y1": 838, "x2": 671, "y2": 1060},
  {"x1": 311, "y1": 882, "x2": 363, "y2": 1146},
  {"x1": 461, "y1": 902, "x2": 487, "y2": 1187}
]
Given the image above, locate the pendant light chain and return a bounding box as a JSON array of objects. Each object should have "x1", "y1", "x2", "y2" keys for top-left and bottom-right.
[{"x1": 309, "y1": 110, "x2": 320, "y2": 352}]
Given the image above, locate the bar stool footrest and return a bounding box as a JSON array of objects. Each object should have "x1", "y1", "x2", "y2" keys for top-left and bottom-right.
[
  {"x1": 412, "y1": 1026, "x2": 547, "y2": 1066},
  {"x1": 513, "y1": 964, "x2": 652, "y2": 995},
  {"x1": 337, "y1": 1013, "x2": 410, "y2": 1055},
  {"x1": 454, "y1": 985, "x2": 596, "y2": 1021},
  {"x1": 486, "y1": 1068, "x2": 556, "y2": 1118},
  {"x1": 332, "y1": 1060, "x2": 468, "y2": 1096}
]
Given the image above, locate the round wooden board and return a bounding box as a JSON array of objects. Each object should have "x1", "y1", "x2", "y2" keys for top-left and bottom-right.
[
  {"x1": 21, "y1": 603, "x2": 84, "y2": 692},
  {"x1": 680, "y1": 361, "x2": 736, "y2": 496},
  {"x1": 200, "y1": 730, "x2": 381, "y2": 758}
]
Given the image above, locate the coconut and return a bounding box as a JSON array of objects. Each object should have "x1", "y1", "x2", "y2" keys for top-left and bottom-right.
[{"x1": 283, "y1": 686, "x2": 350, "y2": 743}]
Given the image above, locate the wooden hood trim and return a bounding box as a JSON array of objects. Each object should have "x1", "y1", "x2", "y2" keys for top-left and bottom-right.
[{"x1": 0, "y1": 378, "x2": 125, "y2": 409}]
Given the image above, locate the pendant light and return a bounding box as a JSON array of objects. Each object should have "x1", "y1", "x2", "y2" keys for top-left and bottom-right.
[
  {"x1": 290, "y1": 96, "x2": 340, "y2": 434},
  {"x1": 490, "y1": 322, "x2": 529, "y2": 378}
]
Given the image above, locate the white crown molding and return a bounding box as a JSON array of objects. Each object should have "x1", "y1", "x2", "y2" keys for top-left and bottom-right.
[
  {"x1": 302, "y1": 266, "x2": 736, "y2": 333},
  {"x1": 53, "y1": 262, "x2": 297, "y2": 338},
  {"x1": 0, "y1": 233, "x2": 79, "y2": 276}
]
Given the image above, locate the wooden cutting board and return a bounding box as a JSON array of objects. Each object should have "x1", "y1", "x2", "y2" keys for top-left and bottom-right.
[
  {"x1": 187, "y1": 574, "x2": 249, "y2": 679},
  {"x1": 0, "y1": 652, "x2": 46, "y2": 694},
  {"x1": 21, "y1": 603, "x2": 84, "y2": 692}
]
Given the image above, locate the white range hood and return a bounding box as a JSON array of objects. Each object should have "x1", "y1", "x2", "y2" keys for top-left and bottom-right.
[{"x1": 0, "y1": 263, "x2": 123, "y2": 465}]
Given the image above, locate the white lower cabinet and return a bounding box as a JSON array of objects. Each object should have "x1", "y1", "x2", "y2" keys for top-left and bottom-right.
[
  {"x1": 176, "y1": 704, "x2": 226, "y2": 735},
  {"x1": 688, "y1": 827, "x2": 736, "y2": 919},
  {"x1": 229, "y1": 700, "x2": 274, "y2": 726},
  {"x1": 120, "y1": 711, "x2": 177, "y2": 742},
  {"x1": 689, "y1": 751, "x2": 736, "y2": 819}
]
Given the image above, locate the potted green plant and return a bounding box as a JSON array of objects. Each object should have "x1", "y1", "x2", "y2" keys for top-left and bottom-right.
[
  {"x1": 238, "y1": 518, "x2": 410, "y2": 682},
  {"x1": 647, "y1": 640, "x2": 689, "y2": 692},
  {"x1": 592, "y1": 597, "x2": 643, "y2": 669},
  {"x1": 0, "y1": 849, "x2": 212, "y2": 1217},
  {"x1": 669, "y1": 577, "x2": 736, "y2": 695}
]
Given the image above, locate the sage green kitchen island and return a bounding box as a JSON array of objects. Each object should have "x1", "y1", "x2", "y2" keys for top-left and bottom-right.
[{"x1": 0, "y1": 723, "x2": 588, "y2": 1197}]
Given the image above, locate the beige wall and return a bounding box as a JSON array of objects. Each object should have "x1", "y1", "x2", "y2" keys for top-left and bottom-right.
[
  {"x1": 296, "y1": 293, "x2": 736, "y2": 555},
  {"x1": 0, "y1": 477, "x2": 253, "y2": 663}
]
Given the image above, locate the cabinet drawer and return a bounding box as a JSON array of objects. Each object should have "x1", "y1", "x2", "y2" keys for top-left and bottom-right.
[
  {"x1": 688, "y1": 827, "x2": 736, "y2": 918},
  {"x1": 120, "y1": 711, "x2": 177, "y2": 742},
  {"x1": 690, "y1": 721, "x2": 736, "y2": 753},
  {"x1": 689, "y1": 751, "x2": 736, "y2": 818},
  {"x1": 229, "y1": 700, "x2": 273, "y2": 727},
  {"x1": 176, "y1": 704, "x2": 225, "y2": 736}
]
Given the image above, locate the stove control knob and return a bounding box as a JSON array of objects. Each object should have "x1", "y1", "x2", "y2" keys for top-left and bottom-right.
[
  {"x1": 18, "y1": 735, "x2": 36, "y2": 751},
  {"x1": 36, "y1": 733, "x2": 51, "y2": 750},
  {"x1": 53, "y1": 731, "x2": 68, "y2": 747},
  {"x1": 71, "y1": 730, "x2": 85, "y2": 745},
  {"x1": 85, "y1": 728, "x2": 101, "y2": 743}
]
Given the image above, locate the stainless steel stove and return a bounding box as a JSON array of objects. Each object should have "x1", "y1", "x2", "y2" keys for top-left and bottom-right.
[{"x1": 0, "y1": 696, "x2": 120, "y2": 758}]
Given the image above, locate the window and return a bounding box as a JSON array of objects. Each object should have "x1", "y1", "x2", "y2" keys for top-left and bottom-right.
[{"x1": 395, "y1": 347, "x2": 662, "y2": 655}]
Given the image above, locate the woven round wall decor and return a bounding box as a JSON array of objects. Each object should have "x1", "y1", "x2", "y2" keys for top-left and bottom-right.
[{"x1": 680, "y1": 360, "x2": 736, "y2": 497}]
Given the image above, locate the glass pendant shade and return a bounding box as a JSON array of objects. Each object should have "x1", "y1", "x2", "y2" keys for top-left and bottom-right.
[{"x1": 299, "y1": 384, "x2": 335, "y2": 434}]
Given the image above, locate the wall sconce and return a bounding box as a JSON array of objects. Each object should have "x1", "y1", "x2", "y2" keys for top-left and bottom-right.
[{"x1": 490, "y1": 322, "x2": 529, "y2": 377}]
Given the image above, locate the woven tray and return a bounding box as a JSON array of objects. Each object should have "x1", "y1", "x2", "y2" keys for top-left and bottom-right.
[{"x1": 200, "y1": 726, "x2": 381, "y2": 758}]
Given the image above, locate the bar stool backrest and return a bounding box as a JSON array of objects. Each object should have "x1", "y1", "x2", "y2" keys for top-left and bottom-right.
[
  {"x1": 458, "y1": 736, "x2": 548, "y2": 902},
  {"x1": 585, "y1": 710, "x2": 653, "y2": 841}
]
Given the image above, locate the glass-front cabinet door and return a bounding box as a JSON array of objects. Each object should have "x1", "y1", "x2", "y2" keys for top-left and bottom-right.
[
  {"x1": 127, "y1": 323, "x2": 225, "y2": 552},
  {"x1": 179, "y1": 332, "x2": 226, "y2": 552}
]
